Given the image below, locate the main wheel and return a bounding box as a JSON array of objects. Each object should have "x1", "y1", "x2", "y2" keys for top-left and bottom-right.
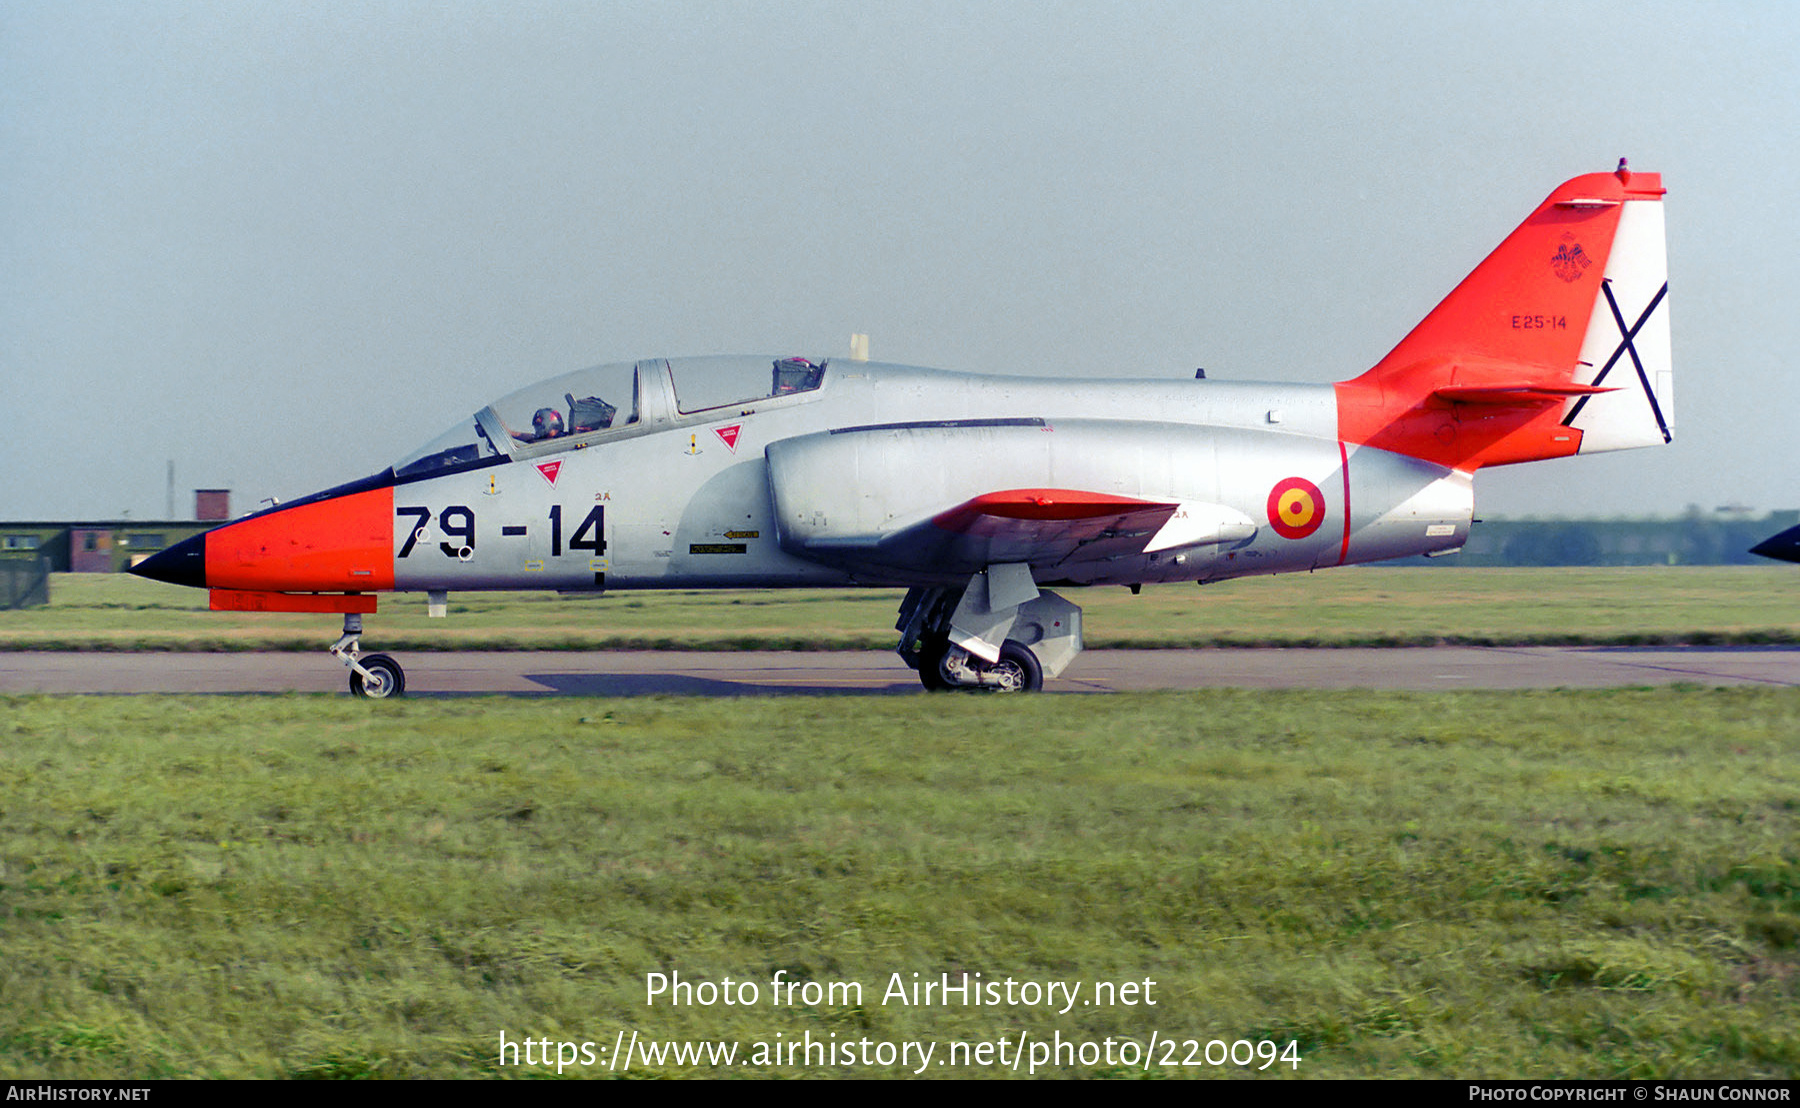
[
  {"x1": 991, "y1": 641, "x2": 1044, "y2": 693},
  {"x1": 916, "y1": 634, "x2": 953, "y2": 692},
  {"x1": 349, "y1": 653, "x2": 406, "y2": 698}
]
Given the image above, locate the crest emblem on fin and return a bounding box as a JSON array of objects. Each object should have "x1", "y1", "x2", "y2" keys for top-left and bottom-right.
[{"x1": 1551, "y1": 235, "x2": 1592, "y2": 283}]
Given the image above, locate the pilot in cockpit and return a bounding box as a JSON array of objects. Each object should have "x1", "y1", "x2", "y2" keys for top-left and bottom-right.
[{"x1": 511, "y1": 407, "x2": 565, "y2": 443}]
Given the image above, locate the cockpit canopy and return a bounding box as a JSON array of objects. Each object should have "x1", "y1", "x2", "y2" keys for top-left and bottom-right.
[{"x1": 393, "y1": 355, "x2": 828, "y2": 479}]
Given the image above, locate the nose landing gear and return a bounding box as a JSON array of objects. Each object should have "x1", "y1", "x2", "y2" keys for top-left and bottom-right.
[{"x1": 331, "y1": 613, "x2": 406, "y2": 698}]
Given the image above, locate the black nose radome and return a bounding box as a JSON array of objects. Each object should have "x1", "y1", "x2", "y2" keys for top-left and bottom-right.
[
  {"x1": 1751, "y1": 524, "x2": 1800, "y2": 565},
  {"x1": 129, "y1": 532, "x2": 207, "y2": 589}
]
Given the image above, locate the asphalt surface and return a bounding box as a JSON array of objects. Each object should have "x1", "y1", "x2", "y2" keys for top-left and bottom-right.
[{"x1": 4, "y1": 647, "x2": 1798, "y2": 696}]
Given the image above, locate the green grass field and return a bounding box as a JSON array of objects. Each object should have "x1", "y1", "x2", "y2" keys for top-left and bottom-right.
[
  {"x1": 3, "y1": 690, "x2": 1796, "y2": 1079},
  {"x1": 6, "y1": 566, "x2": 1800, "y2": 651}
]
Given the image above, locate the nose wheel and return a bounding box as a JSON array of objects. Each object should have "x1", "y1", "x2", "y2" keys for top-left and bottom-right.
[
  {"x1": 331, "y1": 613, "x2": 407, "y2": 698},
  {"x1": 348, "y1": 653, "x2": 405, "y2": 698}
]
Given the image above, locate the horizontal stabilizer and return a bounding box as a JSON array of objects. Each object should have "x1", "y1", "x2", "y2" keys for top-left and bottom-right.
[{"x1": 1431, "y1": 384, "x2": 1619, "y2": 406}]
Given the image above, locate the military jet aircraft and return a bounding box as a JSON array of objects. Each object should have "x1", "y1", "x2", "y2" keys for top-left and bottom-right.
[{"x1": 132, "y1": 163, "x2": 1673, "y2": 696}]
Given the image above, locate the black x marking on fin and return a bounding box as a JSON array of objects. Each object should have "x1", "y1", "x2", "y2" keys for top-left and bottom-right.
[{"x1": 1562, "y1": 278, "x2": 1670, "y2": 443}]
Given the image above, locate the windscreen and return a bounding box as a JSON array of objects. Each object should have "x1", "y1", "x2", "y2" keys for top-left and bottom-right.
[{"x1": 393, "y1": 361, "x2": 640, "y2": 479}]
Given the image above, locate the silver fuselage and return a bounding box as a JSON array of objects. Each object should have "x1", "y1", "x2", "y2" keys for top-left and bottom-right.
[{"x1": 386, "y1": 358, "x2": 1471, "y2": 593}]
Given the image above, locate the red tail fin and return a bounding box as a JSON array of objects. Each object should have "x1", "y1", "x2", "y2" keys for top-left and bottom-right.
[{"x1": 1336, "y1": 166, "x2": 1669, "y2": 470}]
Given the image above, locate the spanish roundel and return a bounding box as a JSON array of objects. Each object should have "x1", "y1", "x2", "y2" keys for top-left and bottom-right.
[{"x1": 1267, "y1": 477, "x2": 1325, "y2": 540}]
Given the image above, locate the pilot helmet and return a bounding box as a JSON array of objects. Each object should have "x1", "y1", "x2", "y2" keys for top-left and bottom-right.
[{"x1": 532, "y1": 408, "x2": 564, "y2": 437}]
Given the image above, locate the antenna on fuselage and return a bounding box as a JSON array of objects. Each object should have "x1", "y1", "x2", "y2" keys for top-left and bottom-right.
[{"x1": 850, "y1": 333, "x2": 869, "y2": 362}]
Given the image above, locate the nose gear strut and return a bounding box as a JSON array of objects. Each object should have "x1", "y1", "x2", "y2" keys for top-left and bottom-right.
[{"x1": 331, "y1": 612, "x2": 406, "y2": 698}]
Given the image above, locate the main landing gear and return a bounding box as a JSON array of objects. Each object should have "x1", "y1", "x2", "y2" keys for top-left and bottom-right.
[
  {"x1": 895, "y1": 566, "x2": 1083, "y2": 694},
  {"x1": 914, "y1": 634, "x2": 1044, "y2": 693},
  {"x1": 331, "y1": 613, "x2": 406, "y2": 698}
]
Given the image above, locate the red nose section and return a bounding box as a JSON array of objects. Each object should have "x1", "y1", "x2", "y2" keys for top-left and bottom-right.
[{"x1": 204, "y1": 485, "x2": 395, "y2": 592}]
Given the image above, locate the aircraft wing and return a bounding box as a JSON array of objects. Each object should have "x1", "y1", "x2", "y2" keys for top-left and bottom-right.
[
  {"x1": 792, "y1": 487, "x2": 1255, "y2": 579},
  {"x1": 911, "y1": 489, "x2": 1181, "y2": 568}
]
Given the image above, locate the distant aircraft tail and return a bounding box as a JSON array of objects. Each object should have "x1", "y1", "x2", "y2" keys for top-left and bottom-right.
[{"x1": 1336, "y1": 162, "x2": 1671, "y2": 469}]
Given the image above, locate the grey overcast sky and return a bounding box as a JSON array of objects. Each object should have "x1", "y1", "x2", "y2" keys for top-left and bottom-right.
[{"x1": 3, "y1": 1, "x2": 1795, "y2": 520}]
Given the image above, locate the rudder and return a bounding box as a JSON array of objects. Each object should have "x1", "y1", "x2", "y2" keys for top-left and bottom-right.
[{"x1": 1562, "y1": 191, "x2": 1672, "y2": 452}]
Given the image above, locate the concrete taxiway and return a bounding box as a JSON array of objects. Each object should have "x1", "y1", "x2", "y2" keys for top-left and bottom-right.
[{"x1": 3, "y1": 647, "x2": 1797, "y2": 696}]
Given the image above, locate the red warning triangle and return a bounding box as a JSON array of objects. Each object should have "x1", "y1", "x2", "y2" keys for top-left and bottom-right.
[
  {"x1": 714, "y1": 424, "x2": 742, "y2": 453},
  {"x1": 535, "y1": 460, "x2": 562, "y2": 487}
]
